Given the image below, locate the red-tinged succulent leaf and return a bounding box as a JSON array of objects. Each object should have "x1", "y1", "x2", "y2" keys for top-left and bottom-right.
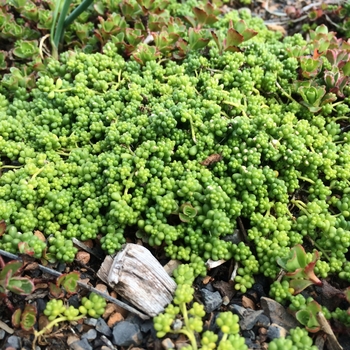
[
  {"x1": 296, "y1": 308, "x2": 321, "y2": 333},
  {"x1": 277, "y1": 244, "x2": 307, "y2": 272},
  {"x1": 188, "y1": 28, "x2": 210, "y2": 50},
  {"x1": 179, "y1": 212, "x2": 190, "y2": 223},
  {"x1": 21, "y1": 304, "x2": 37, "y2": 331},
  {"x1": 0, "y1": 220, "x2": 5, "y2": 236},
  {"x1": 181, "y1": 203, "x2": 197, "y2": 218},
  {"x1": 340, "y1": 61, "x2": 350, "y2": 76},
  {"x1": 49, "y1": 282, "x2": 64, "y2": 298},
  {"x1": 125, "y1": 28, "x2": 144, "y2": 46},
  {"x1": 193, "y1": 7, "x2": 217, "y2": 26},
  {"x1": 18, "y1": 242, "x2": 35, "y2": 256},
  {"x1": 94, "y1": 2, "x2": 105, "y2": 15},
  {"x1": 233, "y1": 20, "x2": 258, "y2": 42},
  {"x1": 304, "y1": 261, "x2": 322, "y2": 286},
  {"x1": 211, "y1": 30, "x2": 222, "y2": 53},
  {"x1": 7, "y1": 277, "x2": 35, "y2": 295},
  {"x1": 12, "y1": 308, "x2": 22, "y2": 328},
  {"x1": 58, "y1": 271, "x2": 80, "y2": 294},
  {"x1": 289, "y1": 278, "x2": 315, "y2": 295},
  {"x1": 241, "y1": 28, "x2": 258, "y2": 42},
  {"x1": 0, "y1": 261, "x2": 23, "y2": 281},
  {"x1": 226, "y1": 27, "x2": 243, "y2": 48}
]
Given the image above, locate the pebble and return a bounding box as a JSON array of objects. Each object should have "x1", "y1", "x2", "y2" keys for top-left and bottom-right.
[
  {"x1": 100, "y1": 335, "x2": 116, "y2": 349},
  {"x1": 84, "y1": 318, "x2": 98, "y2": 327},
  {"x1": 112, "y1": 321, "x2": 143, "y2": 347},
  {"x1": 81, "y1": 329, "x2": 97, "y2": 341},
  {"x1": 107, "y1": 312, "x2": 124, "y2": 327},
  {"x1": 260, "y1": 297, "x2": 299, "y2": 330},
  {"x1": 229, "y1": 304, "x2": 246, "y2": 318},
  {"x1": 96, "y1": 317, "x2": 112, "y2": 337},
  {"x1": 6, "y1": 335, "x2": 21, "y2": 349},
  {"x1": 68, "y1": 294, "x2": 80, "y2": 309},
  {"x1": 0, "y1": 329, "x2": 5, "y2": 340},
  {"x1": 70, "y1": 338, "x2": 93, "y2": 350},
  {"x1": 162, "y1": 337, "x2": 175, "y2": 349},
  {"x1": 240, "y1": 310, "x2": 264, "y2": 330},
  {"x1": 201, "y1": 288, "x2": 222, "y2": 313},
  {"x1": 266, "y1": 323, "x2": 288, "y2": 339}
]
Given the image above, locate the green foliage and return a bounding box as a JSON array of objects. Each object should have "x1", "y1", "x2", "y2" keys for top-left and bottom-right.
[
  {"x1": 268, "y1": 327, "x2": 317, "y2": 350},
  {"x1": 0, "y1": 259, "x2": 35, "y2": 296},
  {"x1": 154, "y1": 282, "x2": 247, "y2": 350},
  {"x1": 277, "y1": 244, "x2": 322, "y2": 294}
]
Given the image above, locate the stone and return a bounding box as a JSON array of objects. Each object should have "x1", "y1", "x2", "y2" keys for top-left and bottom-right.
[
  {"x1": 201, "y1": 288, "x2": 222, "y2": 313},
  {"x1": 112, "y1": 321, "x2": 143, "y2": 347},
  {"x1": 140, "y1": 319, "x2": 155, "y2": 333},
  {"x1": 162, "y1": 338, "x2": 175, "y2": 349},
  {"x1": 96, "y1": 317, "x2": 112, "y2": 337},
  {"x1": 84, "y1": 318, "x2": 98, "y2": 327},
  {"x1": 107, "y1": 312, "x2": 124, "y2": 327},
  {"x1": 81, "y1": 329, "x2": 97, "y2": 341},
  {"x1": 70, "y1": 338, "x2": 93, "y2": 350},
  {"x1": 6, "y1": 335, "x2": 21, "y2": 349},
  {"x1": 229, "y1": 304, "x2": 246, "y2": 318},
  {"x1": 240, "y1": 310, "x2": 264, "y2": 330},
  {"x1": 260, "y1": 297, "x2": 299, "y2": 330},
  {"x1": 68, "y1": 294, "x2": 80, "y2": 309},
  {"x1": 255, "y1": 314, "x2": 270, "y2": 328},
  {"x1": 67, "y1": 335, "x2": 80, "y2": 346},
  {"x1": 100, "y1": 335, "x2": 115, "y2": 349},
  {"x1": 266, "y1": 323, "x2": 288, "y2": 340},
  {"x1": 0, "y1": 329, "x2": 6, "y2": 340}
]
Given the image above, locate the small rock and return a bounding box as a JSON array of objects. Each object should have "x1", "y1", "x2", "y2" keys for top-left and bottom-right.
[
  {"x1": 162, "y1": 338, "x2": 175, "y2": 349},
  {"x1": 92, "y1": 339, "x2": 105, "y2": 348},
  {"x1": 242, "y1": 329, "x2": 255, "y2": 340},
  {"x1": 67, "y1": 335, "x2": 80, "y2": 346},
  {"x1": 68, "y1": 294, "x2": 80, "y2": 309},
  {"x1": 222, "y1": 296, "x2": 230, "y2": 305},
  {"x1": 95, "y1": 283, "x2": 109, "y2": 294},
  {"x1": 240, "y1": 310, "x2": 264, "y2": 330},
  {"x1": 112, "y1": 321, "x2": 143, "y2": 347},
  {"x1": 213, "y1": 280, "x2": 235, "y2": 301},
  {"x1": 201, "y1": 289, "x2": 222, "y2": 313},
  {"x1": 96, "y1": 318, "x2": 112, "y2": 337},
  {"x1": 260, "y1": 297, "x2": 299, "y2": 330},
  {"x1": 6, "y1": 335, "x2": 21, "y2": 349},
  {"x1": 266, "y1": 323, "x2": 288, "y2": 340},
  {"x1": 100, "y1": 347, "x2": 113, "y2": 350},
  {"x1": 57, "y1": 262, "x2": 66, "y2": 272},
  {"x1": 75, "y1": 324, "x2": 84, "y2": 333},
  {"x1": 107, "y1": 312, "x2": 124, "y2": 327},
  {"x1": 140, "y1": 319, "x2": 155, "y2": 333},
  {"x1": 101, "y1": 335, "x2": 115, "y2": 349},
  {"x1": 84, "y1": 318, "x2": 98, "y2": 327},
  {"x1": 82, "y1": 329, "x2": 97, "y2": 341},
  {"x1": 0, "y1": 329, "x2": 6, "y2": 340},
  {"x1": 255, "y1": 314, "x2": 270, "y2": 328},
  {"x1": 76, "y1": 251, "x2": 90, "y2": 264},
  {"x1": 103, "y1": 303, "x2": 118, "y2": 319},
  {"x1": 229, "y1": 304, "x2": 246, "y2": 318},
  {"x1": 70, "y1": 338, "x2": 93, "y2": 350}
]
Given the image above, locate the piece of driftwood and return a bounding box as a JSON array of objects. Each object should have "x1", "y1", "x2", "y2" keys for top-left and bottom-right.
[{"x1": 97, "y1": 243, "x2": 177, "y2": 317}]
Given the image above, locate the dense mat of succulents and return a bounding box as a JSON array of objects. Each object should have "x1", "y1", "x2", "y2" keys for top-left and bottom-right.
[{"x1": 1, "y1": 0, "x2": 350, "y2": 348}]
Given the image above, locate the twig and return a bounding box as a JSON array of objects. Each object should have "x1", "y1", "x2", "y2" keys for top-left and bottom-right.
[
  {"x1": 72, "y1": 238, "x2": 104, "y2": 260},
  {"x1": 0, "y1": 249, "x2": 150, "y2": 320},
  {"x1": 316, "y1": 312, "x2": 343, "y2": 350}
]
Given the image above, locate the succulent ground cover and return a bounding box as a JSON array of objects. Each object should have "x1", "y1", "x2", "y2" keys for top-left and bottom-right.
[{"x1": 1, "y1": 0, "x2": 350, "y2": 349}]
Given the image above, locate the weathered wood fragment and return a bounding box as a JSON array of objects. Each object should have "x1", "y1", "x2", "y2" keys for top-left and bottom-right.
[{"x1": 97, "y1": 244, "x2": 177, "y2": 317}]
